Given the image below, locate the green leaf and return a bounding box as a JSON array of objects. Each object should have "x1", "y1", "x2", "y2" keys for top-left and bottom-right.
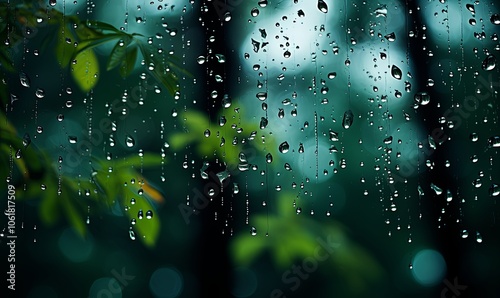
[
  {"x1": 125, "y1": 189, "x2": 160, "y2": 248},
  {"x1": 107, "y1": 38, "x2": 131, "y2": 71},
  {"x1": 40, "y1": 196, "x2": 60, "y2": 225},
  {"x1": 113, "y1": 153, "x2": 163, "y2": 169},
  {"x1": 85, "y1": 20, "x2": 121, "y2": 33},
  {"x1": 119, "y1": 46, "x2": 137, "y2": 77},
  {"x1": 55, "y1": 25, "x2": 77, "y2": 67},
  {"x1": 0, "y1": 49, "x2": 14, "y2": 72},
  {"x1": 60, "y1": 188, "x2": 87, "y2": 237},
  {"x1": 71, "y1": 48, "x2": 99, "y2": 92},
  {"x1": 138, "y1": 43, "x2": 180, "y2": 95},
  {"x1": 73, "y1": 33, "x2": 122, "y2": 57}
]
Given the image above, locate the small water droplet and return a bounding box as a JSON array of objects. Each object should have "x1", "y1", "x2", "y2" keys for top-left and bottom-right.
[{"x1": 22, "y1": 133, "x2": 31, "y2": 148}]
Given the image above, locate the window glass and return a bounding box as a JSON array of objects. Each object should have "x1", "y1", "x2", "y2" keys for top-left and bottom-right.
[{"x1": 0, "y1": 1, "x2": 498, "y2": 297}]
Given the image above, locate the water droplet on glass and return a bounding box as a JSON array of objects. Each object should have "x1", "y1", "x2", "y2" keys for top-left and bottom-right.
[
  {"x1": 430, "y1": 183, "x2": 443, "y2": 195},
  {"x1": 461, "y1": 229, "x2": 469, "y2": 239},
  {"x1": 384, "y1": 32, "x2": 396, "y2": 42},
  {"x1": 414, "y1": 91, "x2": 430, "y2": 105},
  {"x1": 279, "y1": 141, "x2": 289, "y2": 153},
  {"x1": 35, "y1": 88, "x2": 45, "y2": 99},
  {"x1": 489, "y1": 183, "x2": 500, "y2": 196},
  {"x1": 342, "y1": 110, "x2": 354, "y2": 129},
  {"x1": 251, "y1": 7, "x2": 260, "y2": 17},
  {"x1": 222, "y1": 94, "x2": 231, "y2": 108},
  {"x1": 251, "y1": 226, "x2": 257, "y2": 236},
  {"x1": 19, "y1": 72, "x2": 30, "y2": 87},
  {"x1": 476, "y1": 231, "x2": 483, "y2": 243},
  {"x1": 146, "y1": 210, "x2": 153, "y2": 219},
  {"x1": 256, "y1": 92, "x2": 267, "y2": 101},
  {"x1": 487, "y1": 136, "x2": 500, "y2": 148},
  {"x1": 260, "y1": 117, "x2": 268, "y2": 129},
  {"x1": 22, "y1": 133, "x2": 31, "y2": 148},
  {"x1": 491, "y1": 13, "x2": 500, "y2": 25},
  {"x1": 126, "y1": 135, "x2": 135, "y2": 147},
  {"x1": 391, "y1": 65, "x2": 402, "y2": 80},
  {"x1": 374, "y1": 5, "x2": 387, "y2": 17},
  {"x1": 266, "y1": 153, "x2": 273, "y2": 163},
  {"x1": 129, "y1": 229, "x2": 136, "y2": 240},
  {"x1": 446, "y1": 189, "x2": 453, "y2": 202},
  {"x1": 317, "y1": 0, "x2": 328, "y2": 13},
  {"x1": 251, "y1": 39, "x2": 260, "y2": 53},
  {"x1": 482, "y1": 55, "x2": 496, "y2": 71},
  {"x1": 68, "y1": 136, "x2": 77, "y2": 144}
]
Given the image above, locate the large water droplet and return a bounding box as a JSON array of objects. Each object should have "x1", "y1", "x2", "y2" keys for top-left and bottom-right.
[
  {"x1": 260, "y1": 117, "x2": 268, "y2": 129},
  {"x1": 279, "y1": 141, "x2": 289, "y2": 153},
  {"x1": 487, "y1": 136, "x2": 500, "y2": 148},
  {"x1": 414, "y1": 91, "x2": 430, "y2": 105},
  {"x1": 391, "y1": 65, "x2": 402, "y2": 80},
  {"x1": 256, "y1": 92, "x2": 267, "y2": 101},
  {"x1": 126, "y1": 135, "x2": 135, "y2": 147},
  {"x1": 317, "y1": 0, "x2": 328, "y2": 13},
  {"x1": 481, "y1": 55, "x2": 496, "y2": 71},
  {"x1": 251, "y1": 39, "x2": 260, "y2": 53},
  {"x1": 374, "y1": 5, "x2": 387, "y2": 17},
  {"x1": 491, "y1": 13, "x2": 500, "y2": 25},
  {"x1": 384, "y1": 32, "x2": 396, "y2": 42},
  {"x1": 342, "y1": 110, "x2": 354, "y2": 129}
]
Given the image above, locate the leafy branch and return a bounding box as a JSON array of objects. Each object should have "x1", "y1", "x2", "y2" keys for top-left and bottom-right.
[{"x1": 0, "y1": 2, "x2": 183, "y2": 247}]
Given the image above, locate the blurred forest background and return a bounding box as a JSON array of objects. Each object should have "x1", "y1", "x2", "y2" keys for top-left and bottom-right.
[{"x1": 1, "y1": 0, "x2": 499, "y2": 297}]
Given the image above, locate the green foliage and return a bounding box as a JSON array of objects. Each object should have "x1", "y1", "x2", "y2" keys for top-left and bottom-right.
[
  {"x1": 0, "y1": 1, "x2": 187, "y2": 95},
  {"x1": 0, "y1": 2, "x2": 181, "y2": 247},
  {"x1": 169, "y1": 107, "x2": 277, "y2": 167},
  {"x1": 232, "y1": 192, "x2": 384, "y2": 293}
]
